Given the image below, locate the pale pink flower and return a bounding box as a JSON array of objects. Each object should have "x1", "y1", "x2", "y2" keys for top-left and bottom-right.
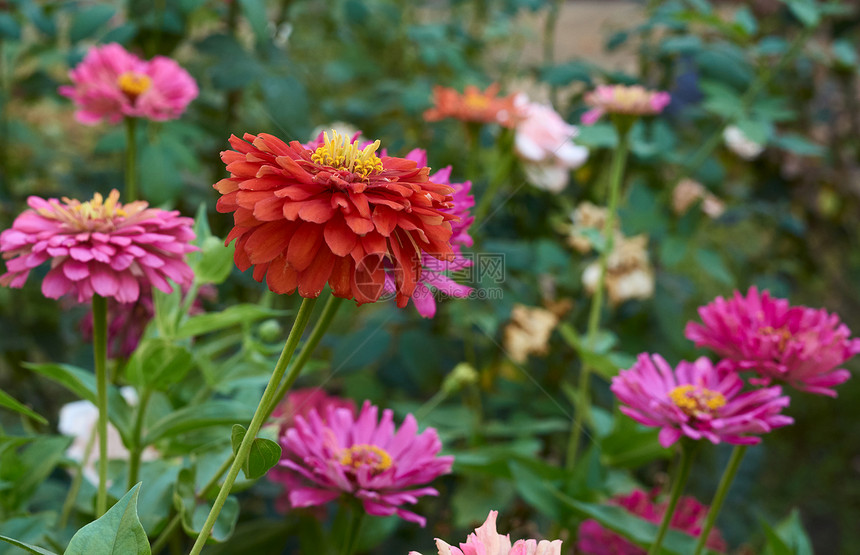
[
  {"x1": 581, "y1": 84, "x2": 670, "y2": 125},
  {"x1": 577, "y1": 489, "x2": 726, "y2": 555},
  {"x1": 383, "y1": 148, "x2": 474, "y2": 318},
  {"x1": 514, "y1": 95, "x2": 588, "y2": 192},
  {"x1": 409, "y1": 510, "x2": 563, "y2": 555},
  {"x1": 59, "y1": 42, "x2": 198, "y2": 124},
  {"x1": 270, "y1": 400, "x2": 453, "y2": 526},
  {"x1": 685, "y1": 287, "x2": 860, "y2": 396},
  {"x1": 0, "y1": 190, "x2": 196, "y2": 304},
  {"x1": 611, "y1": 354, "x2": 793, "y2": 447}
]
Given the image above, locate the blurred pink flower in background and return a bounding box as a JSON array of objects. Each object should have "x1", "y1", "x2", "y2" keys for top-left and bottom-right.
[
  {"x1": 685, "y1": 286, "x2": 860, "y2": 396},
  {"x1": 409, "y1": 510, "x2": 563, "y2": 555},
  {"x1": 582, "y1": 84, "x2": 670, "y2": 125},
  {"x1": 270, "y1": 400, "x2": 453, "y2": 526},
  {"x1": 59, "y1": 42, "x2": 198, "y2": 124},
  {"x1": 577, "y1": 489, "x2": 726, "y2": 555},
  {"x1": 383, "y1": 148, "x2": 474, "y2": 318},
  {"x1": 0, "y1": 190, "x2": 196, "y2": 303},
  {"x1": 611, "y1": 353, "x2": 793, "y2": 447},
  {"x1": 270, "y1": 388, "x2": 356, "y2": 435},
  {"x1": 59, "y1": 386, "x2": 159, "y2": 485},
  {"x1": 514, "y1": 95, "x2": 588, "y2": 192}
]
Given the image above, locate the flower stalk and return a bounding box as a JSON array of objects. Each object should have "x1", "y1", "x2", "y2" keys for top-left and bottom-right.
[
  {"x1": 565, "y1": 125, "x2": 631, "y2": 471},
  {"x1": 693, "y1": 445, "x2": 748, "y2": 555},
  {"x1": 188, "y1": 296, "x2": 318, "y2": 555},
  {"x1": 127, "y1": 387, "x2": 152, "y2": 489},
  {"x1": 340, "y1": 506, "x2": 365, "y2": 555},
  {"x1": 92, "y1": 294, "x2": 109, "y2": 517},
  {"x1": 648, "y1": 442, "x2": 697, "y2": 555},
  {"x1": 125, "y1": 117, "x2": 138, "y2": 202}
]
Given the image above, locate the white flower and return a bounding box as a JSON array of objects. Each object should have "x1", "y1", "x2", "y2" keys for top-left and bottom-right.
[{"x1": 723, "y1": 125, "x2": 764, "y2": 160}]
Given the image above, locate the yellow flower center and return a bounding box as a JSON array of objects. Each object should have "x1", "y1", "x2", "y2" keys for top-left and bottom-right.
[
  {"x1": 759, "y1": 325, "x2": 792, "y2": 352},
  {"x1": 311, "y1": 130, "x2": 384, "y2": 178},
  {"x1": 464, "y1": 92, "x2": 490, "y2": 110},
  {"x1": 668, "y1": 384, "x2": 726, "y2": 418},
  {"x1": 117, "y1": 72, "x2": 152, "y2": 99},
  {"x1": 339, "y1": 444, "x2": 393, "y2": 473},
  {"x1": 36, "y1": 189, "x2": 136, "y2": 231}
]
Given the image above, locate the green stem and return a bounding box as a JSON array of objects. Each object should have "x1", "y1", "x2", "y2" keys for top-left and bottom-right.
[
  {"x1": 127, "y1": 388, "x2": 152, "y2": 490},
  {"x1": 188, "y1": 297, "x2": 318, "y2": 555},
  {"x1": 648, "y1": 443, "x2": 696, "y2": 555},
  {"x1": 415, "y1": 389, "x2": 448, "y2": 421},
  {"x1": 340, "y1": 508, "x2": 365, "y2": 555},
  {"x1": 565, "y1": 129, "x2": 630, "y2": 471},
  {"x1": 92, "y1": 295, "x2": 109, "y2": 517},
  {"x1": 125, "y1": 117, "x2": 138, "y2": 202},
  {"x1": 473, "y1": 129, "x2": 515, "y2": 224},
  {"x1": 59, "y1": 424, "x2": 98, "y2": 528},
  {"x1": 264, "y1": 295, "x2": 344, "y2": 419},
  {"x1": 543, "y1": 0, "x2": 563, "y2": 108},
  {"x1": 151, "y1": 514, "x2": 181, "y2": 554},
  {"x1": 693, "y1": 445, "x2": 748, "y2": 555}
]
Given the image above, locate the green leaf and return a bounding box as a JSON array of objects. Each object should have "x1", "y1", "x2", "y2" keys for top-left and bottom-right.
[
  {"x1": 126, "y1": 338, "x2": 194, "y2": 390},
  {"x1": 22, "y1": 363, "x2": 132, "y2": 442},
  {"x1": 69, "y1": 5, "x2": 116, "y2": 43},
  {"x1": 238, "y1": 0, "x2": 268, "y2": 43},
  {"x1": 770, "y1": 509, "x2": 813, "y2": 555},
  {"x1": 230, "y1": 425, "x2": 282, "y2": 480},
  {"x1": 176, "y1": 305, "x2": 284, "y2": 339},
  {"x1": 508, "y1": 461, "x2": 567, "y2": 520},
  {"x1": 143, "y1": 401, "x2": 254, "y2": 445},
  {"x1": 0, "y1": 388, "x2": 47, "y2": 424},
  {"x1": 694, "y1": 249, "x2": 734, "y2": 286},
  {"x1": 781, "y1": 0, "x2": 821, "y2": 27},
  {"x1": 194, "y1": 237, "x2": 234, "y2": 286},
  {"x1": 735, "y1": 118, "x2": 773, "y2": 146},
  {"x1": 0, "y1": 535, "x2": 56, "y2": 555},
  {"x1": 0, "y1": 14, "x2": 21, "y2": 40},
  {"x1": 65, "y1": 483, "x2": 150, "y2": 555},
  {"x1": 772, "y1": 134, "x2": 825, "y2": 157},
  {"x1": 173, "y1": 468, "x2": 239, "y2": 543},
  {"x1": 600, "y1": 409, "x2": 672, "y2": 468},
  {"x1": 0, "y1": 436, "x2": 71, "y2": 512},
  {"x1": 575, "y1": 123, "x2": 618, "y2": 148},
  {"x1": 558, "y1": 324, "x2": 620, "y2": 381}
]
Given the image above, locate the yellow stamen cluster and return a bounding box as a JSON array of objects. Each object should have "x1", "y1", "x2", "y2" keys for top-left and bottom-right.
[
  {"x1": 668, "y1": 384, "x2": 726, "y2": 418},
  {"x1": 759, "y1": 325, "x2": 792, "y2": 352},
  {"x1": 463, "y1": 92, "x2": 491, "y2": 110},
  {"x1": 311, "y1": 130, "x2": 384, "y2": 178},
  {"x1": 117, "y1": 71, "x2": 152, "y2": 98},
  {"x1": 339, "y1": 444, "x2": 393, "y2": 473},
  {"x1": 37, "y1": 189, "x2": 133, "y2": 231}
]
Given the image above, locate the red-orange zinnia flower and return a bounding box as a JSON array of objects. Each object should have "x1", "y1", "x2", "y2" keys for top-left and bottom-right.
[
  {"x1": 214, "y1": 131, "x2": 457, "y2": 306},
  {"x1": 423, "y1": 84, "x2": 521, "y2": 127}
]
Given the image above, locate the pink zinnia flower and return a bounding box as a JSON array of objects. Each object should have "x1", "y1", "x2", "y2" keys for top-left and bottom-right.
[
  {"x1": 581, "y1": 84, "x2": 670, "y2": 125},
  {"x1": 269, "y1": 388, "x2": 356, "y2": 435},
  {"x1": 270, "y1": 400, "x2": 453, "y2": 526},
  {"x1": 0, "y1": 190, "x2": 196, "y2": 303},
  {"x1": 59, "y1": 43, "x2": 198, "y2": 125},
  {"x1": 577, "y1": 489, "x2": 726, "y2": 555},
  {"x1": 382, "y1": 149, "x2": 474, "y2": 318},
  {"x1": 611, "y1": 354, "x2": 793, "y2": 447},
  {"x1": 685, "y1": 287, "x2": 860, "y2": 396},
  {"x1": 409, "y1": 510, "x2": 562, "y2": 555},
  {"x1": 513, "y1": 95, "x2": 588, "y2": 192}
]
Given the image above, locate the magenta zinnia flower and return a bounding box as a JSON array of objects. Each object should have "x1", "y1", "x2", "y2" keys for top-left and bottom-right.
[
  {"x1": 59, "y1": 43, "x2": 198, "y2": 124},
  {"x1": 685, "y1": 287, "x2": 860, "y2": 396},
  {"x1": 577, "y1": 489, "x2": 726, "y2": 555},
  {"x1": 270, "y1": 400, "x2": 453, "y2": 526},
  {"x1": 269, "y1": 388, "x2": 356, "y2": 435},
  {"x1": 409, "y1": 510, "x2": 563, "y2": 555},
  {"x1": 382, "y1": 148, "x2": 474, "y2": 318},
  {"x1": 581, "y1": 84, "x2": 670, "y2": 125},
  {"x1": 0, "y1": 190, "x2": 195, "y2": 303},
  {"x1": 611, "y1": 354, "x2": 793, "y2": 447}
]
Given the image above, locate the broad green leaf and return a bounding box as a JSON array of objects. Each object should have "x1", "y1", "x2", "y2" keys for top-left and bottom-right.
[
  {"x1": 0, "y1": 513, "x2": 54, "y2": 555},
  {"x1": 238, "y1": 0, "x2": 267, "y2": 43},
  {"x1": 600, "y1": 410, "x2": 672, "y2": 468},
  {"x1": 575, "y1": 123, "x2": 618, "y2": 148},
  {"x1": 127, "y1": 338, "x2": 194, "y2": 390},
  {"x1": 508, "y1": 461, "x2": 567, "y2": 520},
  {"x1": 735, "y1": 118, "x2": 773, "y2": 146},
  {"x1": 144, "y1": 401, "x2": 254, "y2": 445},
  {"x1": 0, "y1": 14, "x2": 21, "y2": 40},
  {"x1": 0, "y1": 436, "x2": 71, "y2": 512},
  {"x1": 65, "y1": 483, "x2": 150, "y2": 555},
  {"x1": 176, "y1": 305, "x2": 284, "y2": 339},
  {"x1": 781, "y1": 0, "x2": 821, "y2": 27},
  {"x1": 773, "y1": 134, "x2": 825, "y2": 157},
  {"x1": 695, "y1": 249, "x2": 734, "y2": 286},
  {"x1": 558, "y1": 324, "x2": 620, "y2": 381},
  {"x1": 0, "y1": 535, "x2": 56, "y2": 555},
  {"x1": 0, "y1": 388, "x2": 47, "y2": 424},
  {"x1": 230, "y1": 425, "x2": 282, "y2": 480},
  {"x1": 193, "y1": 237, "x2": 234, "y2": 286},
  {"x1": 770, "y1": 509, "x2": 813, "y2": 555},
  {"x1": 22, "y1": 363, "x2": 132, "y2": 442},
  {"x1": 69, "y1": 5, "x2": 115, "y2": 42}
]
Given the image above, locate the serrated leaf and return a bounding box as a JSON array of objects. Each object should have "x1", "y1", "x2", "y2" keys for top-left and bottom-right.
[
  {"x1": 65, "y1": 483, "x2": 150, "y2": 555},
  {"x1": 0, "y1": 388, "x2": 47, "y2": 424}
]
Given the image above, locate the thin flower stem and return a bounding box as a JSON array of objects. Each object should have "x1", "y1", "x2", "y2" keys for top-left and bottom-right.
[
  {"x1": 151, "y1": 513, "x2": 181, "y2": 554},
  {"x1": 565, "y1": 128, "x2": 630, "y2": 472},
  {"x1": 648, "y1": 443, "x2": 696, "y2": 555},
  {"x1": 92, "y1": 294, "x2": 109, "y2": 517},
  {"x1": 693, "y1": 445, "x2": 748, "y2": 555},
  {"x1": 127, "y1": 388, "x2": 153, "y2": 489},
  {"x1": 340, "y1": 508, "x2": 365, "y2": 555},
  {"x1": 264, "y1": 295, "x2": 344, "y2": 419},
  {"x1": 125, "y1": 117, "x2": 138, "y2": 202},
  {"x1": 188, "y1": 296, "x2": 318, "y2": 555},
  {"x1": 543, "y1": 0, "x2": 563, "y2": 108},
  {"x1": 473, "y1": 128, "x2": 515, "y2": 225},
  {"x1": 59, "y1": 425, "x2": 97, "y2": 528}
]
